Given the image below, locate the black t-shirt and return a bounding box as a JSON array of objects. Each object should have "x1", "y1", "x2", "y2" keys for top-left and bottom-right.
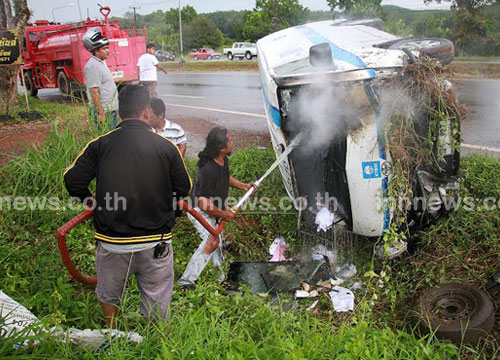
[{"x1": 194, "y1": 157, "x2": 229, "y2": 210}]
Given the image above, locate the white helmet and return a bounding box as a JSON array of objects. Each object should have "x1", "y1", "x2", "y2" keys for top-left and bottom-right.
[{"x1": 82, "y1": 27, "x2": 109, "y2": 52}]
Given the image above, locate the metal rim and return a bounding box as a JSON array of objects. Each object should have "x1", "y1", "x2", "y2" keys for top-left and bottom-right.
[
  {"x1": 398, "y1": 40, "x2": 442, "y2": 50},
  {"x1": 432, "y1": 291, "x2": 477, "y2": 321}
]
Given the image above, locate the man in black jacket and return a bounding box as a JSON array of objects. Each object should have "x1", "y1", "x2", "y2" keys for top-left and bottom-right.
[{"x1": 64, "y1": 85, "x2": 191, "y2": 327}]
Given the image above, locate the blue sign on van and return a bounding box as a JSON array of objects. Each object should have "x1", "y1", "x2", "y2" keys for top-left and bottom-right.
[{"x1": 362, "y1": 161, "x2": 381, "y2": 179}]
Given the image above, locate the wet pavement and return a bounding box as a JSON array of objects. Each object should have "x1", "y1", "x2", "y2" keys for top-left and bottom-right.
[{"x1": 32, "y1": 72, "x2": 500, "y2": 157}]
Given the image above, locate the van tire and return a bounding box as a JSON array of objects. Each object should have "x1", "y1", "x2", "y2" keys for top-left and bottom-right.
[
  {"x1": 379, "y1": 38, "x2": 454, "y2": 65},
  {"x1": 415, "y1": 283, "x2": 494, "y2": 345}
]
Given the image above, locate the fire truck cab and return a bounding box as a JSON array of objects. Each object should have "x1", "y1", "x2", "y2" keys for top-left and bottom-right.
[{"x1": 20, "y1": 6, "x2": 146, "y2": 98}]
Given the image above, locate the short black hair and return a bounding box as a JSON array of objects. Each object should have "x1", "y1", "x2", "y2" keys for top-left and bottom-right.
[
  {"x1": 118, "y1": 85, "x2": 150, "y2": 119},
  {"x1": 146, "y1": 43, "x2": 156, "y2": 50},
  {"x1": 150, "y1": 97, "x2": 166, "y2": 117}
]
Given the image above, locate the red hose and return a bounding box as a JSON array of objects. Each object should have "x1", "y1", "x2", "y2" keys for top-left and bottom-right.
[
  {"x1": 56, "y1": 208, "x2": 97, "y2": 285},
  {"x1": 57, "y1": 201, "x2": 228, "y2": 285}
]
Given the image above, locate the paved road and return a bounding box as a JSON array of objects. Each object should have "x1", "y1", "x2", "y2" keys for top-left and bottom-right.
[{"x1": 34, "y1": 72, "x2": 500, "y2": 156}]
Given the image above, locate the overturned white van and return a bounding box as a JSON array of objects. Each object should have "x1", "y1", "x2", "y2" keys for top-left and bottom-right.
[{"x1": 257, "y1": 20, "x2": 460, "y2": 244}]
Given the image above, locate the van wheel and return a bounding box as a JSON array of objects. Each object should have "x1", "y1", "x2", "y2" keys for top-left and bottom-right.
[
  {"x1": 23, "y1": 71, "x2": 38, "y2": 97},
  {"x1": 380, "y1": 38, "x2": 454, "y2": 65},
  {"x1": 227, "y1": 53, "x2": 234, "y2": 61},
  {"x1": 57, "y1": 71, "x2": 71, "y2": 96},
  {"x1": 415, "y1": 283, "x2": 494, "y2": 345},
  {"x1": 245, "y1": 51, "x2": 252, "y2": 60}
]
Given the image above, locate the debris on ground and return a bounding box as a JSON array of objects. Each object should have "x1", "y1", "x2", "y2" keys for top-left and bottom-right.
[
  {"x1": 227, "y1": 259, "x2": 325, "y2": 293},
  {"x1": 335, "y1": 263, "x2": 357, "y2": 280},
  {"x1": 53, "y1": 328, "x2": 144, "y2": 351},
  {"x1": 315, "y1": 207, "x2": 334, "y2": 233},
  {"x1": 306, "y1": 300, "x2": 319, "y2": 311},
  {"x1": 294, "y1": 289, "x2": 319, "y2": 299},
  {"x1": 311, "y1": 244, "x2": 336, "y2": 264},
  {"x1": 269, "y1": 237, "x2": 287, "y2": 262},
  {"x1": 329, "y1": 286, "x2": 355, "y2": 312},
  {"x1": 0, "y1": 290, "x2": 143, "y2": 350},
  {"x1": 375, "y1": 239, "x2": 408, "y2": 260},
  {"x1": 0, "y1": 290, "x2": 39, "y2": 348}
]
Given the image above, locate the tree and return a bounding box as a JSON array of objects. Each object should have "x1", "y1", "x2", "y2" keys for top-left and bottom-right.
[
  {"x1": 240, "y1": 0, "x2": 309, "y2": 42},
  {"x1": 327, "y1": 0, "x2": 381, "y2": 14},
  {"x1": 0, "y1": 0, "x2": 30, "y2": 114},
  {"x1": 182, "y1": 16, "x2": 223, "y2": 50},
  {"x1": 424, "y1": 0, "x2": 496, "y2": 54},
  {"x1": 164, "y1": 5, "x2": 197, "y2": 30},
  {"x1": 204, "y1": 11, "x2": 247, "y2": 39}
]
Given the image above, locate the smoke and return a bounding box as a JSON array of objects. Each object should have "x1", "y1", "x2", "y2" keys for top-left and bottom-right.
[{"x1": 284, "y1": 81, "x2": 362, "y2": 154}]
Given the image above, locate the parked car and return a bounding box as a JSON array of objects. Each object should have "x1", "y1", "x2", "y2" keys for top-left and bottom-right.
[
  {"x1": 190, "y1": 48, "x2": 221, "y2": 60},
  {"x1": 257, "y1": 19, "x2": 458, "y2": 244},
  {"x1": 223, "y1": 42, "x2": 258, "y2": 60},
  {"x1": 155, "y1": 50, "x2": 175, "y2": 62}
]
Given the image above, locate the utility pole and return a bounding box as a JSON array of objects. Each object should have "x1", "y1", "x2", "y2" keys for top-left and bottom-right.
[
  {"x1": 178, "y1": 0, "x2": 184, "y2": 63},
  {"x1": 77, "y1": 0, "x2": 83, "y2": 21},
  {"x1": 129, "y1": 0, "x2": 141, "y2": 27},
  {"x1": 271, "y1": 0, "x2": 279, "y2": 32}
]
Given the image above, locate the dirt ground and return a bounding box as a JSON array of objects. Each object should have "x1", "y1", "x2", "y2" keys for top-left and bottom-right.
[
  {"x1": 162, "y1": 115, "x2": 270, "y2": 157},
  {"x1": 0, "y1": 115, "x2": 270, "y2": 167},
  {"x1": 0, "y1": 120, "x2": 50, "y2": 166}
]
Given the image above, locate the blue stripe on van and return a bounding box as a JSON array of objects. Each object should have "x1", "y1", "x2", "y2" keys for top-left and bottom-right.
[{"x1": 261, "y1": 87, "x2": 281, "y2": 127}]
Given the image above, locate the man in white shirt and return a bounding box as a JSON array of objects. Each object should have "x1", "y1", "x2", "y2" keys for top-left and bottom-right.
[
  {"x1": 150, "y1": 97, "x2": 187, "y2": 157},
  {"x1": 137, "y1": 43, "x2": 168, "y2": 97}
]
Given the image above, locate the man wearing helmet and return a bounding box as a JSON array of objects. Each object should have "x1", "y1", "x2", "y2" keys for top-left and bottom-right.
[{"x1": 83, "y1": 27, "x2": 119, "y2": 128}]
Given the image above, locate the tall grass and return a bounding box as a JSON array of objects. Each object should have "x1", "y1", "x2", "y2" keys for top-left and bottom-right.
[{"x1": 0, "y1": 101, "x2": 499, "y2": 358}]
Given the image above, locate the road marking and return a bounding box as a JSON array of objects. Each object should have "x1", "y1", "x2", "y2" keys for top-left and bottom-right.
[
  {"x1": 453, "y1": 77, "x2": 500, "y2": 82},
  {"x1": 164, "y1": 101, "x2": 500, "y2": 153},
  {"x1": 164, "y1": 102, "x2": 266, "y2": 119},
  {"x1": 161, "y1": 94, "x2": 205, "y2": 99},
  {"x1": 462, "y1": 143, "x2": 500, "y2": 153},
  {"x1": 167, "y1": 71, "x2": 259, "y2": 76}
]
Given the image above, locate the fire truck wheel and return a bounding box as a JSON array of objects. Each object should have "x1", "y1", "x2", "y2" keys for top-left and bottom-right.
[
  {"x1": 23, "y1": 72, "x2": 38, "y2": 97},
  {"x1": 57, "y1": 71, "x2": 71, "y2": 96}
]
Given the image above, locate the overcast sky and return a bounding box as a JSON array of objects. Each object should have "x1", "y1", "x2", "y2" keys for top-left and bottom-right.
[{"x1": 27, "y1": 0, "x2": 450, "y2": 24}]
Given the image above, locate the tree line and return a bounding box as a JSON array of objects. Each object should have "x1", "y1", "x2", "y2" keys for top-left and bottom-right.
[{"x1": 117, "y1": 0, "x2": 500, "y2": 57}]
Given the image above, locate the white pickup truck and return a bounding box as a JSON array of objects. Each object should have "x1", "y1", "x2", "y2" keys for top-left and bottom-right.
[{"x1": 223, "y1": 42, "x2": 258, "y2": 60}]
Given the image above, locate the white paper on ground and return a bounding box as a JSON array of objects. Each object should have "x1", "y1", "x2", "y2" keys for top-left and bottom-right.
[
  {"x1": 315, "y1": 207, "x2": 334, "y2": 233},
  {"x1": 56, "y1": 328, "x2": 144, "y2": 350},
  {"x1": 329, "y1": 286, "x2": 355, "y2": 312},
  {"x1": 306, "y1": 300, "x2": 319, "y2": 311},
  {"x1": 1, "y1": 290, "x2": 143, "y2": 350},
  {"x1": 0, "y1": 290, "x2": 40, "y2": 348},
  {"x1": 269, "y1": 236, "x2": 286, "y2": 262}
]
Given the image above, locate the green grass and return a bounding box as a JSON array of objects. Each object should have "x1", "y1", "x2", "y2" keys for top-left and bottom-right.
[{"x1": 0, "y1": 100, "x2": 499, "y2": 358}]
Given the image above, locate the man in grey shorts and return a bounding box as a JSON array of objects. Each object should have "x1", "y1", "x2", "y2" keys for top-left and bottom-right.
[{"x1": 64, "y1": 85, "x2": 191, "y2": 327}]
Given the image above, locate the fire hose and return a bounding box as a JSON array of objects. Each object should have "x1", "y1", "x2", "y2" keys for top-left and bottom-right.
[{"x1": 56, "y1": 134, "x2": 304, "y2": 285}]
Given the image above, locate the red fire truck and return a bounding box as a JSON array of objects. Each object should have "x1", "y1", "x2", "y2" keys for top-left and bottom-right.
[{"x1": 20, "y1": 6, "x2": 146, "y2": 97}]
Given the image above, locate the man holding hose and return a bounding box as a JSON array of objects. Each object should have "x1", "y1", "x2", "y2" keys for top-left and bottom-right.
[{"x1": 178, "y1": 127, "x2": 254, "y2": 289}]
